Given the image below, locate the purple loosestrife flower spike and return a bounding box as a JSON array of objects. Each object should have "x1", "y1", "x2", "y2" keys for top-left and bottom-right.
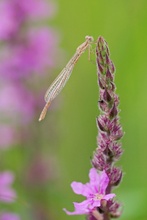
[{"x1": 92, "y1": 36, "x2": 124, "y2": 218}]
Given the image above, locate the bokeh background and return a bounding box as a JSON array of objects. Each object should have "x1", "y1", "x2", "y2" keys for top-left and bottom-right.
[{"x1": 0, "y1": 0, "x2": 147, "y2": 220}]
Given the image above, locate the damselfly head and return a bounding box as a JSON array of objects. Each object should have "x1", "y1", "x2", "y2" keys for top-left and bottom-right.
[{"x1": 85, "y1": 35, "x2": 94, "y2": 43}]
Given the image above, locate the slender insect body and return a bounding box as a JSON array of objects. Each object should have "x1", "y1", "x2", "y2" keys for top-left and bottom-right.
[
  {"x1": 44, "y1": 54, "x2": 77, "y2": 103},
  {"x1": 39, "y1": 35, "x2": 94, "y2": 121},
  {"x1": 45, "y1": 64, "x2": 74, "y2": 103}
]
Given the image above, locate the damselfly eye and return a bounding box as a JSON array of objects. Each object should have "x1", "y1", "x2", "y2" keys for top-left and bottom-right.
[{"x1": 85, "y1": 35, "x2": 94, "y2": 42}]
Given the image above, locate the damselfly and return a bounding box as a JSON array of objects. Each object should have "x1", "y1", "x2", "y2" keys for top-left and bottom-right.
[{"x1": 39, "y1": 35, "x2": 94, "y2": 121}]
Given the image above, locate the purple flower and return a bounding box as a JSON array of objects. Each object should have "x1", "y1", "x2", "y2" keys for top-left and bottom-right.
[
  {"x1": 0, "y1": 29, "x2": 58, "y2": 80},
  {"x1": 0, "y1": 171, "x2": 16, "y2": 203},
  {"x1": 0, "y1": 212, "x2": 20, "y2": 220},
  {"x1": 0, "y1": 125, "x2": 17, "y2": 149},
  {"x1": 63, "y1": 168, "x2": 115, "y2": 215},
  {"x1": 18, "y1": 0, "x2": 56, "y2": 20},
  {"x1": 0, "y1": 1, "x2": 19, "y2": 40},
  {"x1": 0, "y1": 83, "x2": 35, "y2": 124},
  {"x1": 0, "y1": 0, "x2": 56, "y2": 40}
]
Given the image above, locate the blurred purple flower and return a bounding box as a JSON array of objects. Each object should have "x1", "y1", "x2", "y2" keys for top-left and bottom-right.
[
  {"x1": 0, "y1": 1, "x2": 18, "y2": 40},
  {"x1": 63, "y1": 168, "x2": 115, "y2": 215},
  {"x1": 0, "y1": 213, "x2": 20, "y2": 220},
  {"x1": 0, "y1": 171, "x2": 16, "y2": 203},
  {"x1": 0, "y1": 29, "x2": 58, "y2": 80},
  {"x1": 18, "y1": 0, "x2": 56, "y2": 19},
  {"x1": 0, "y1": 83, "x2": 35, "y2": 123},
  {"x1": 0, "y1": 0, "x2": 56, "y2": 40},
  {"x1": 0, "y1": 0, "x2": 59, "y2": 121},
  {"x1": 0, "y1": 125, "x2": 17, "y2": 149},
  {"x1": 25, "y1": 154, "x2": 58, "y2": 186}
]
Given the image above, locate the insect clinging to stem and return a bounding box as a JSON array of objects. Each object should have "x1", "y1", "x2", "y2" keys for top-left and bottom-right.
[{"x1": 39, "y1": 35, "x2": 94, "y2": 122}]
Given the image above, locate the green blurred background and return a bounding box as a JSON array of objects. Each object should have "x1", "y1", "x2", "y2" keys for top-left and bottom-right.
[
  {"x1": 3, "y1": 0, "x2": 147, "y2": 219},
  {"x1": 53, "y1": 0, "x2": 147, "y2": 220}
]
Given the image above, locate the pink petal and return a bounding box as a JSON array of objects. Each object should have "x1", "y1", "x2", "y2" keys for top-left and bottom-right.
[
  {"x1": 91, "y1": 200, "x2": 101, "y2": 208},
  {"x1": 0, "y1": 172, "x2": 14, "y2": 186},
  {"x1": 99, "y1": 171, "x2": 109, "y2": 194},
  {"x1": 0, "y1": 188, "x2": 16, "y2": 203},
  {"x1": 103, "y1": 193, "x2": 116, "y2": 201},
  {"x1": 63, "y1": 208, "x2": 86, "y2": 215},
  {"x1": 63, "y1": 200, "x2": 90, "y2": 215},
  {"x1": 0, "y1": 171, "x2": 16, "y2": 203},
  {"x1": 71, "y1": 181, "x2": 92, "y2": 197},
  {"x1": 89, "y1": 168, "x2": 100, "y2": 186}
]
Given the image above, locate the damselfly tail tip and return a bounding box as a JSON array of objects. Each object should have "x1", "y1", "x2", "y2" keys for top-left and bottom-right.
[
  {"x1": 38, "y1": 112, "x2": 44, "y2": 121},
  {"x1": 38, "y1": 109, "x2": 46, "y2": 122},
  {"x1": 38, "y1": 115, "x2": 44, "y2": 122},
  {"x1": 38, "y1": 101, "x2": 51, "y2": 122}
]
